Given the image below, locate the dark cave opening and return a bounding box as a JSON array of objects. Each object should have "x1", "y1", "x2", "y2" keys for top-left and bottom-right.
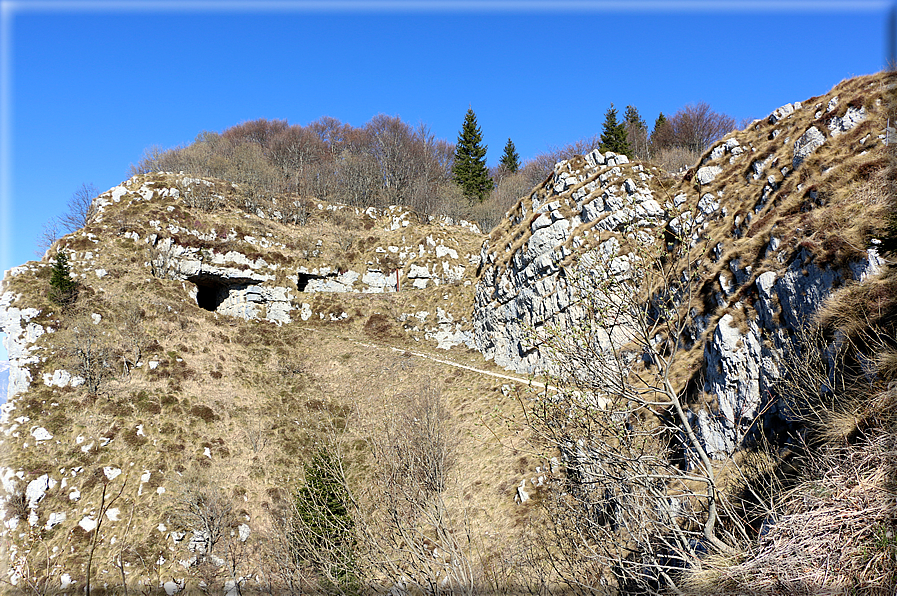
[
  {"x1": 296, "y1": 271, "x2": 337, "y2": 291},
  {"x1": 296, "y1": 273, "x2": 317, "y2": 292},
  {"x1": 195, "y1": 280, "x2": 228, "y2": 311}
]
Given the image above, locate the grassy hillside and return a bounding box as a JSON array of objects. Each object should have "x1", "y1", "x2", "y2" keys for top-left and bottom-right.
[
  {"x1": 0, "y1": 177, "x2": 551, "y2": 593},
  {"x1": 0, "y1": 70, "x2": 894, "y2": 595}
]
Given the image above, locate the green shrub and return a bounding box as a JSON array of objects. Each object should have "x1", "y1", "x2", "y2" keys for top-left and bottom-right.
[
  {"x1": 49, "y1": 249, "x2": 78, "y2": 306},
  {"x1": 291, "y1": 447, "x2": 359, "y2": 594}
]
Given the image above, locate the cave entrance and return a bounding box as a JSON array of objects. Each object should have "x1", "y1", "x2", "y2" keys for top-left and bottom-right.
[
  {"x1": 194, "y1": 280, "x2": 228, "y2": 312},
  {"x1": 296, "y1": 271, "x2": 339, "y2": 292},
  {"x1": 296, "y1": 273, "x2": 318, "y2": 292}
]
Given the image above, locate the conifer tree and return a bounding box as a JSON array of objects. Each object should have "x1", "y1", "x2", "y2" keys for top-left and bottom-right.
[
  {"x1": 452, "y1": 108, "x2": 492, "y2": 203},
  {"x1": 650, "y1": 112, "x2": 673, "y2": 152},
  {"x1": 623, "y1": 105, "x2": 649, "y2": 159},
  {"x1": 49, "y1": 249, "x2": 78, "y2": 306},
  {"x1": 292, "y1": 447, "x2": 358, "y2": 591},
  {"x1": 498, "y1": 138, "x2": 520, "y2": 174},
  {"x1": 599, "y1": 103, "x2": 633, "y2": 158},
  {"x1": 624, "y1": 105, "x2": 647, "y2": 130}
]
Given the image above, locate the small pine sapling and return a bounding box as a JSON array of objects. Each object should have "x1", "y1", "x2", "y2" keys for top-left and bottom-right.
[
  {"x1": 292, "y1": 447, "x2": 359, "y2": 593},
  {"x1": 49, "y1": 249, "x2": 78, "y2": 306}
]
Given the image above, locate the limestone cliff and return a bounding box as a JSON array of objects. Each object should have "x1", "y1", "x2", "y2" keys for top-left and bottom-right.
[{"x1": 473, "y1": 70, "x2": 894, "y2": 458}]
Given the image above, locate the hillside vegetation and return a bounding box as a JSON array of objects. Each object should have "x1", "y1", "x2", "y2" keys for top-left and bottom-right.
[{"x1": 0, "y1": 71, "x2": 895, "y2": 595}]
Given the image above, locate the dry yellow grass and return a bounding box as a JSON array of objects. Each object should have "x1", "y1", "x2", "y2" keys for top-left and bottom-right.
[
  {"x1": 0, "y1": 170, "x2": 554, "y2": 593},
  {"x1": 2, "y1": 70, "x2": 895, "y2": 594}
]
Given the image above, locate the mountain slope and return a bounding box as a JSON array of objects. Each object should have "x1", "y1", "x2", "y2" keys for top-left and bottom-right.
[{"x1": 0, "y1": 70, "x2": 894, "y2": 594}]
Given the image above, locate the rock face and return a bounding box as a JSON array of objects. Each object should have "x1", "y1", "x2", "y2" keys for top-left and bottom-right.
[
  {"x1": 792, "y1": 126, "x2": 826, "y2": 169},
  {"x1": 0, "y1": 362, "x2": 9, "y2": 404},
  {"x1": 473, "y1": 150, "x2": 664, "y2": 373},
  {"x1": 473, "y1": 71, "x2": 893, "y2": 460},
  {"x1": 0, "y1": 286, "x2": 45, "y2": 406}
]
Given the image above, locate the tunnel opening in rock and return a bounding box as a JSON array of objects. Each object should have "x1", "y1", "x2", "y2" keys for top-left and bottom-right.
[
  {"x1": 194, "y1": 280, "x2": 228, "y2": 311},
  {"x1": 296, "y1": 271, "x2": 338, "y2": 292},
  {"x1": 296, "y1": 273, "x2": 317, "y2": 292}
]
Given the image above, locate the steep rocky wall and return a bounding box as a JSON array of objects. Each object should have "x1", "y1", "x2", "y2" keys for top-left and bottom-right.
[
  {"x1": 473, "y1": 149, "x2": 668, "y2": 373},
  {"x1": 473, "y1": 71, "x2": 894, "y2": 458}
]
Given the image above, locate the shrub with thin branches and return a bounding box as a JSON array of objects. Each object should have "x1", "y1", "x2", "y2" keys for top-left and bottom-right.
[{"x1": 528, "y1": 215, "x2": 747, "y2": 594}]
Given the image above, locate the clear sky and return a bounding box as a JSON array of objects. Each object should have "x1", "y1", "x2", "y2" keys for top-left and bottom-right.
[{"x1": 0, "y1": 0, "x2": 894, "y2": 362}]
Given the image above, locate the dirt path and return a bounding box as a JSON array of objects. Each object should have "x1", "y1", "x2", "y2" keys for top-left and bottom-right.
[
  {"x1": 355, "y1": 340, "x2": 552, "y2": 391},
  {"x1": 299, "y1": 325, "x2": 552, "y2": 391}
]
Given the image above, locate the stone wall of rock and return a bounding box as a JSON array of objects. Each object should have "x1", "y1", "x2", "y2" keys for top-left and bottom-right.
[
  {"x1": 473, "y1": 149, "x2": 662, "y2": 373},
  {"x1": 473, "y1": 72, "x2": 893, "y2": 459},
  {"x1": 0, "y1": 284, "x2": 45, "y2": 404}
]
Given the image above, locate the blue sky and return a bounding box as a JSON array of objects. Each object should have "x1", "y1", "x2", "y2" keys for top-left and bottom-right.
[{"x1": 0, "y1": 0, "x2": 894, "y2": 362}]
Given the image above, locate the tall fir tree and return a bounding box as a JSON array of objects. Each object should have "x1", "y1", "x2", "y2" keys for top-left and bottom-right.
[
  {"x1": 498, "y1": 138, "x2": 520, "y2": 174},
  {"x1": 293, "y1": 447, "x2": 358, "y2": 591},
  {"x1": 599, "y1": 103, "x2": 633, "y2": 158},
  {"x1": 452, "y1": 108, "x2": 492, "y2": 203},
  {"x1": 624, "y1": 105, "x2": 647, "y2": 130},
  {"x1": 623, "y1": 105, "x2": 648, "y2": 159},
  {"x1": 49, "y1": 249, "x2": 78, "y2": 306},
  {"x1": 650, "y1": 112, "x2": 673, "y2": 151}
]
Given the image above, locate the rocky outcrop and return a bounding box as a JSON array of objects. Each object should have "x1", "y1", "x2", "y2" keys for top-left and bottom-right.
[
  {"x1": 693, "y1": 246, "x2": 885, "y2": 459},
  {"x1": 59, "y1": 174, "x2": 483, "y2": 327},
  {"x1": 792, "y1": 126, "x2": 826, "y2": 169},
  {"x1": 474, "y1": 150, "x2": 665, "y2": 373},
  {"x1": 0, "y1": 283, "x2": 47, "y2": 407},
  {"x1": 473, "y1": 72, "x2": 893, "y2": 459}
]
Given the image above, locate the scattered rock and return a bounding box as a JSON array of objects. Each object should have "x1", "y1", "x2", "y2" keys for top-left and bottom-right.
[
  {"x1": 695, "y1": 165, "x2": 722, "y2": 185},
  {"x1": 793, "y1": 126, "x2": 826, "y2": 169},
  {"x1": 828, "y1": 105, "x2": 867, "y2": 136}
]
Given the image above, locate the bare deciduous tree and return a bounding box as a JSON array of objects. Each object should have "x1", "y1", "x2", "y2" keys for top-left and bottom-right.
[
  {"x1": 652, "y1": 102, "x2": 736, "y2": 154},
  {"x1": 37, "y1": 183, "x2": 100, "y2": 253},
  {"x1": 528, "y1": 215, "x2": 746, "y2": 594},
  {"x1": 61, "y1": 183, "x2": 100, "y2": 233},
  {"x1": 172, "y1": 472, "x2": 237, "y2": 561},
  {"x1": 117, "y1": 303, "x2": 152, "y2": 376},
  {"x1": 62, "y1": 315, "x2": 115, "y2": 395},
  {"x1": 359, "y1": 384, "x2": 476, "y2": 595},
  {"x1": 85, "y1": 469, "x2": 129, "y2": 596}
]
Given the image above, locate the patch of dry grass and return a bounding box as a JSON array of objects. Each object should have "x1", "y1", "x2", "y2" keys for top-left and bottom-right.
[{"x1": 693, "y1": 432, "x2": 897, "y2": 595}]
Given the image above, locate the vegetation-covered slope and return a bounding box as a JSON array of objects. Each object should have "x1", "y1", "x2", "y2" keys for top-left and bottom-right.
[{"x1": 1, "y1": 71, "x2": 895, "y2": 595}]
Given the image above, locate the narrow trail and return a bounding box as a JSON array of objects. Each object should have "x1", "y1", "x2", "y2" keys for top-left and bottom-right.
[
  {"x1": 299, "y1": 325, "x2": 553, "y2": 391},
  {"x1": 357, "y1": 340, "x2": 553, "y2": 391}
]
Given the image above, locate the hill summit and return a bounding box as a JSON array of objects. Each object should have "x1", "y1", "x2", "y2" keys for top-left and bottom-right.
[{"x1": 0, "y1": 70, "x2": 894, "y2": 594}]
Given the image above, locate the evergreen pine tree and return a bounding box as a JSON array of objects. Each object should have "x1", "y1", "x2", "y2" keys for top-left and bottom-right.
[
  {"x1": 650, "y1": 112, "x2": 672, "y2": 151},
  {"x1": 293, "y1": 447, "x2": 358, "y2": 591},
  {"x1": 498, "y1": 138, "x2": 520, "y2": 174},
  {"x1": 452, "y1": 108, "x2": 492, "y2": 203},
  {"x1": 623, "y1": 105, "x2": 648, "y2": 159},
  {"x1": 49, "y1": 249, "x2": 78, "y2": 306},
  {"x1": 599, "y1": 103, "x2": 633, "y2": 158},
  {"x1": 624, "y1": 105, "x2": 646, "y2": 130}
]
